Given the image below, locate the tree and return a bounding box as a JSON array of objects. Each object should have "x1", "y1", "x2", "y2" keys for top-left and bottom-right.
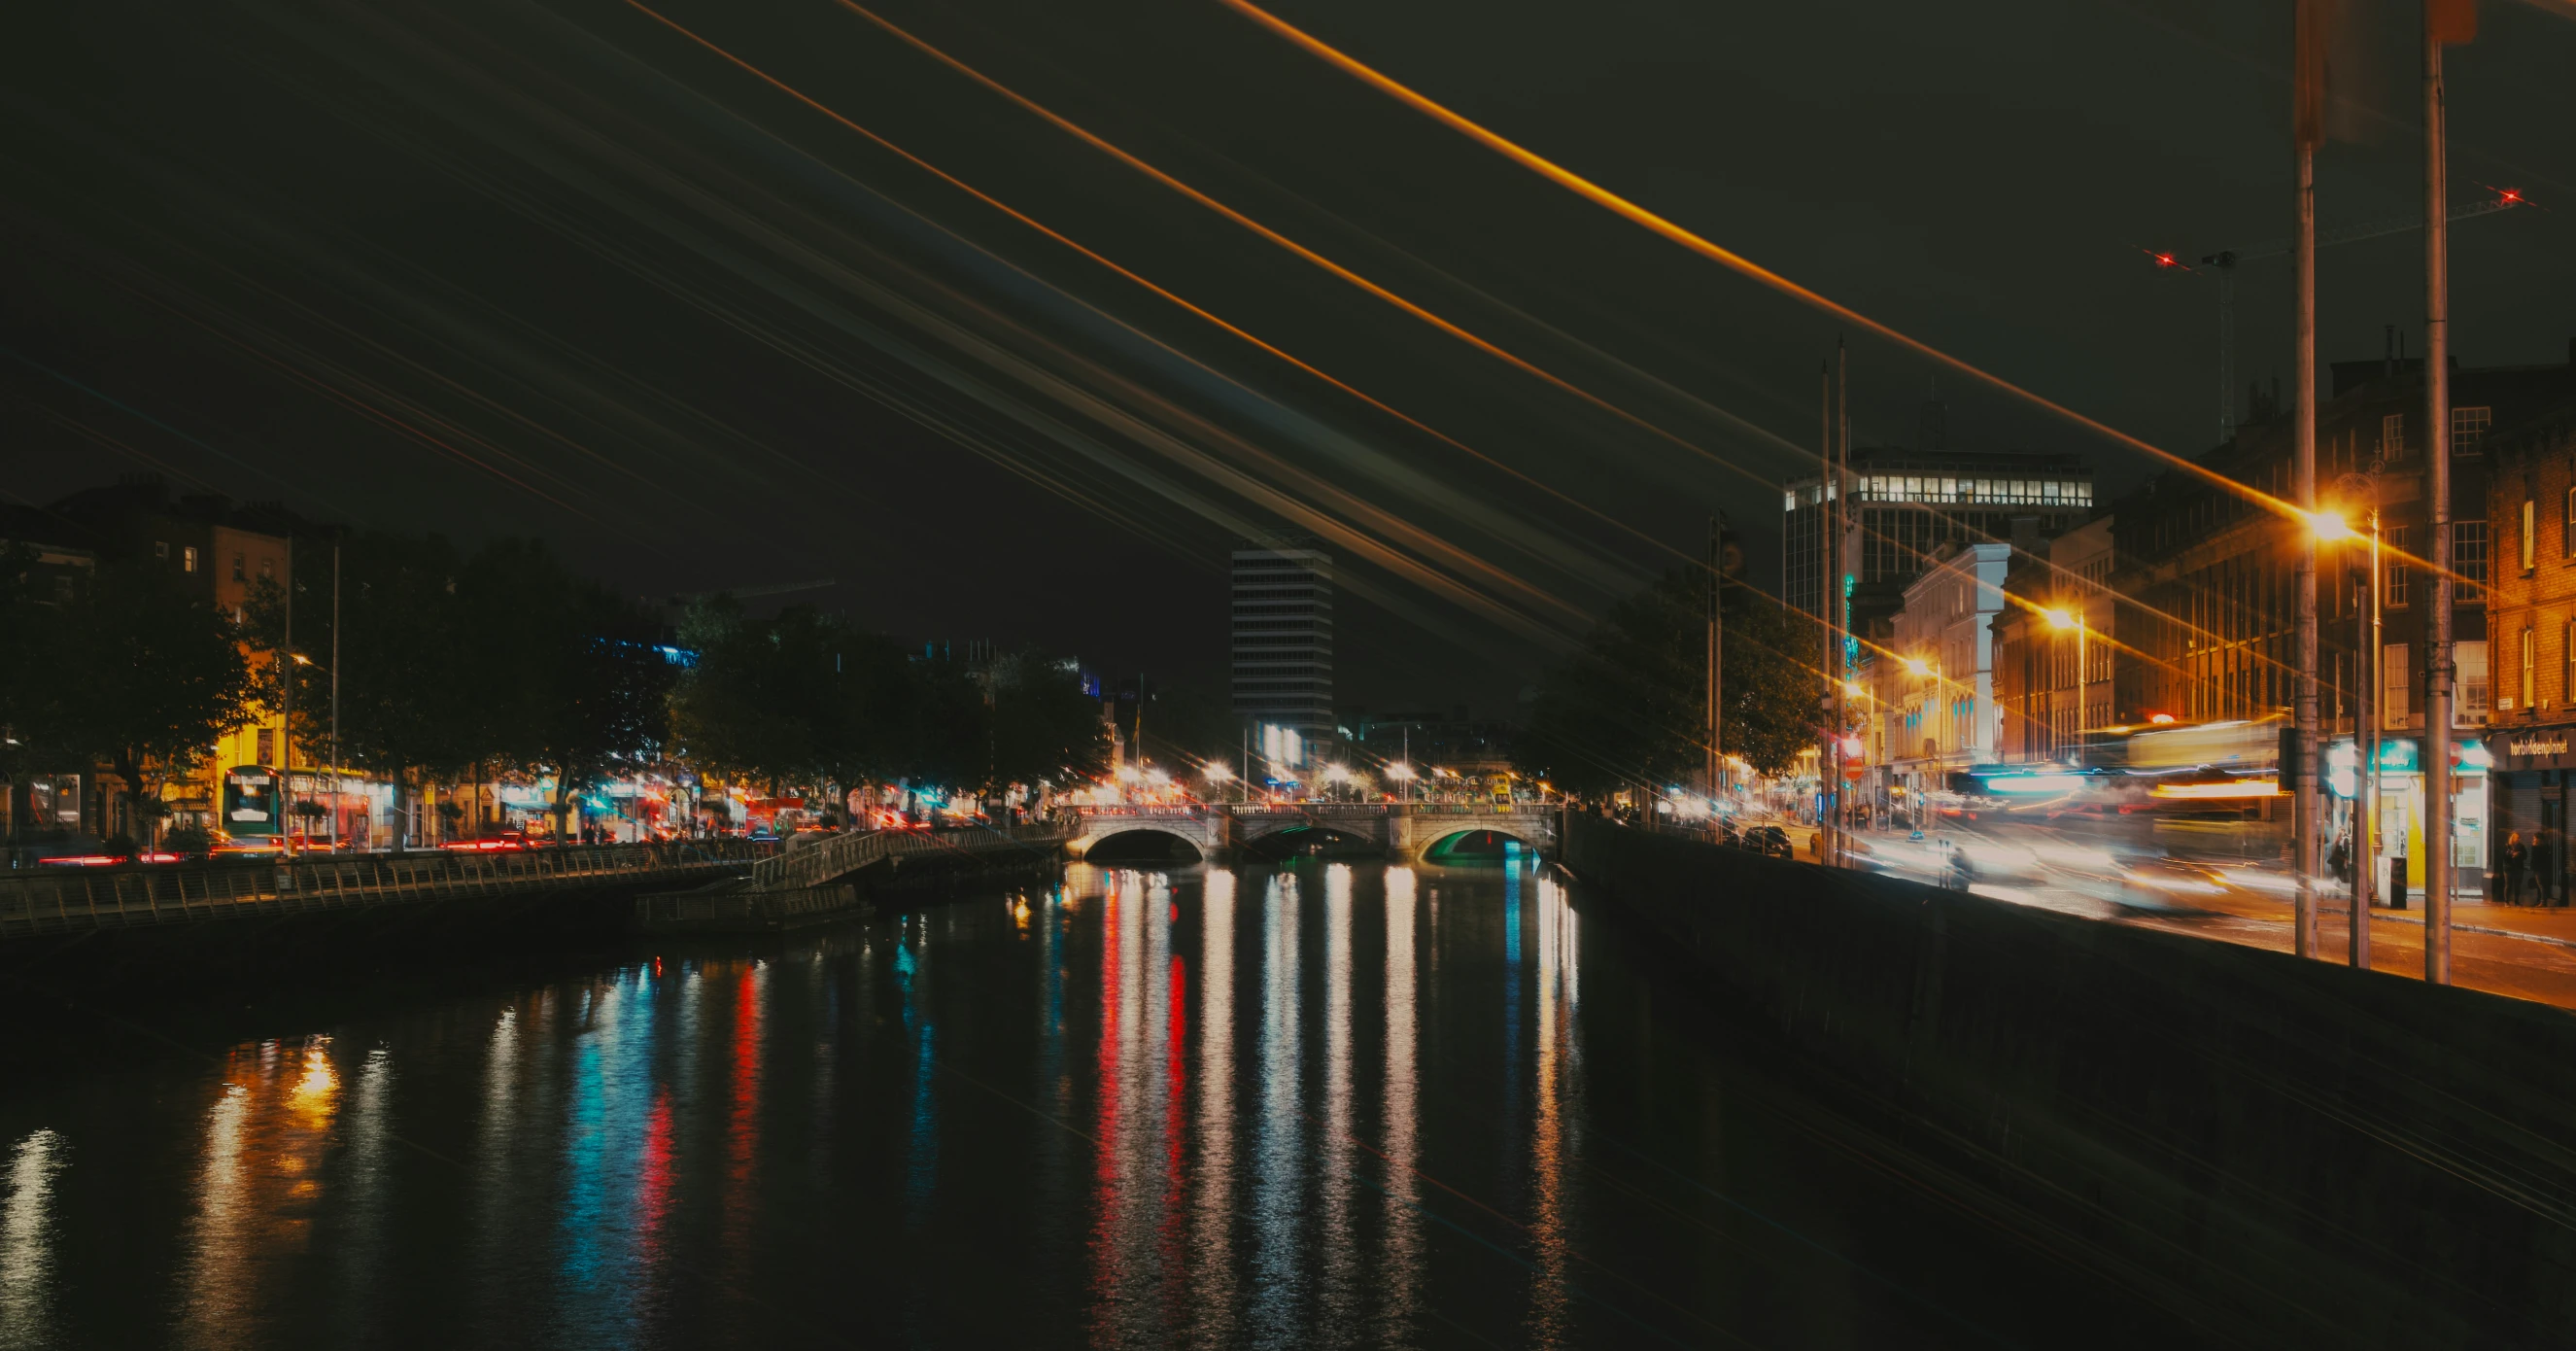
[
  {"x1": 45, "y1": 558, "x2": 260, "y2": 844},
  {"x1": 988, "y1": 651, "x2": 1110, "y2": 787},
  {"x1": 1517, "y1": 569, "x2": 1820, "y2": 796},
  {"x1": 312, "y1": 532, "x2": 483, "y2": 847}
]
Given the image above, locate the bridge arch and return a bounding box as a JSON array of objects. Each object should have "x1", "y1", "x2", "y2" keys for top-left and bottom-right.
[
  {"x1": 1068, "y1": 827, "x2": 1205, "y2": 864},
  {"x1": 1417, "y1": 826, "x2": 1539, "y2": 864},
  {"x1": 1239, "y1": 823, "x2": 1383, "y2": 860}
]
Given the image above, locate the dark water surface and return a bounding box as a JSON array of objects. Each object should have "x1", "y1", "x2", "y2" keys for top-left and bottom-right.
[{"x1": 0, "y1": 860, "x2": 2188, "y2": 1348}]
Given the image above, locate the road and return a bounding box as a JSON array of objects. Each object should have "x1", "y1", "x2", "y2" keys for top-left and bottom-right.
[{"x1": 1755, "y1": 817, "x2": 2576, "y2": 1011}]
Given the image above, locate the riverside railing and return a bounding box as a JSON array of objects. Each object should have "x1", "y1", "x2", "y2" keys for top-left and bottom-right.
[
  {"x1": 0, "y1": 839, "x2": 773, "y2": 939},
  {"x1": 747, "y1": 820, "x2": 1072, "y2": 894}
]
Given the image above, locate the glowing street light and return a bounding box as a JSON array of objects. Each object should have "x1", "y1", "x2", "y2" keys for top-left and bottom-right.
[
  {"x1": 1384, "y1": 762, "x2": 1416, "y2": 780},
  {"x1": 2043, "y1": 607, "x2": 2078, "y2": 631},
  {"x1": 1902, "y1": 656, "x2": 1932, "y2": 677},
  {"x1": 2307, "y1": 510, "x2": 2359, "y2": 543},
  {"x1": 1202, "y1": 762, "x2": 1233, "y2": 782}
]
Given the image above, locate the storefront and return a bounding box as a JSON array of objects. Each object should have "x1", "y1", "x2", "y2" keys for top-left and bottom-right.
[
  {"x1": 2324, "y1": 736, "x2": 2490, "y2": 898},
  {"x1": 2486, "y1": 725, "x2": 2576, "y2": 905}
]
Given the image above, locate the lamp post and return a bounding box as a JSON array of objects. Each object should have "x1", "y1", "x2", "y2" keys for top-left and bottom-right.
[
  {"x1": 2044, "y1": 607, "x2": 2088, "y2": 764},
  {"x1": 2324, "y1": 472, "x2": 2383, "y2": 969},
  {"x1": 1903, "y1": 655, "x2": 1936, "y2": 831}
]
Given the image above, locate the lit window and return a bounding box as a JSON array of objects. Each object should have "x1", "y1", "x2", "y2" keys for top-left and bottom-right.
[
  {"x1": 2384, "y1": 526, "x2": 2411, "y2": 606},
  {"x1": 2524, "y1": 498, "x2": 2538, "y2": 573},
  {"x1": 2523, "y1": 627, "x2": 2537, "y2": 711},
  {"x1": 2459, "y1": 641, "x2": 2490, "y2": 723},
  {"x1": 183, "y1": 546, "x2": 198, "y2": 572},
  {"x1": 259, "y1": 558, "x2": 274, "y2": 579},
  {"x1": 2382, "y1": 412, "x2": 2407, "y2": 460}
]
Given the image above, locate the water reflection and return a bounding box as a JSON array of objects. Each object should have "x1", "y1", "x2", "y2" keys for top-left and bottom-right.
[
  {"x1": 1381, "y1": 866, "x2": 1422, "y2": 1338},
  {"x1": 1252, "y1": 868, "x2": 1303, "y2": 1346},
  {"x1": 0, "y1": 1128, "x2": 62, "y2": 1350},
  {"x1": 0, "y1": 856, "x2": 2196, "y2": 1347},
  {"x1": 177, "y1": 1037, "x2": 339, "y2": 1349},
  {"x1": 1189, "y1": 869, "x2": 1238, "y2": 1348},
  {"x1": 1528, "y1": 873, "x2": 1579, "y2": 1343}
]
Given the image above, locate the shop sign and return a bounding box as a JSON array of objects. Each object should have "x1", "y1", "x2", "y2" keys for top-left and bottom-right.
[{"x1": 2492, "y1": 727, "x2": 2576, "y2": 772}]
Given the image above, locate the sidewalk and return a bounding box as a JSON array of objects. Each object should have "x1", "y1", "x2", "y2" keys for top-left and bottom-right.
[{"x1": 2125, "y1": 889, "x2": 2576, "y2": 1011}]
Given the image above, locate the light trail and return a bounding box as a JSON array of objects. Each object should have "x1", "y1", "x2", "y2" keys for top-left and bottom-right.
[
  {"x1": 824, "y1": 1, "x2": 1840, "y2": 501},
  {"x1": 1215, "y1": 0, "x2": 2299, "y2": 521},
  {"x1": 822, "y1": 0, "x2": 2347, "y2": 702},
  {"x1": 619, "y1": 0, "x2": 1611, "y2": 637}
]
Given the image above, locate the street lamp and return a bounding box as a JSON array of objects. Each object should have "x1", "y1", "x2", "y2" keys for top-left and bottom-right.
[
  {"x1": 2332, "y1": 468, "x2": 2383, "y2": 970},
  {"x1": 2044, "y1": 606, "x2": 2090, "y2": 762},
  {"x1": 1386, "y1": 760, "x2": 1416, "y2": 806}
]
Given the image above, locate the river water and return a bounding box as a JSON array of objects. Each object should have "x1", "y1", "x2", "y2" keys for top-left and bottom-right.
[{"x1": 0, "y1": 859, "x2": 2186, "y2": 1348}]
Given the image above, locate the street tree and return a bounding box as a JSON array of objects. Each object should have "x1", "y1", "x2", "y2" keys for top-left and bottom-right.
[
  {"x1": 1517, "y1": 569, "x2": 1820, "y2": 797},
  {"x1": 48, "y1": 558, "x2": 260, "y2": 845}
]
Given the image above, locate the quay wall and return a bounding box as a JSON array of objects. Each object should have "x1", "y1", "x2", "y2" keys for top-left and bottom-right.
[{"x1": 1563, "y1": 814, "x2": 2576, "y2": 1347}]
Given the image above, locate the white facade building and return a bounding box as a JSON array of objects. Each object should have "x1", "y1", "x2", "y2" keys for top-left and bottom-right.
[{"x1": 1880, "y1": 540, "x2": 2011, "y2": 789}]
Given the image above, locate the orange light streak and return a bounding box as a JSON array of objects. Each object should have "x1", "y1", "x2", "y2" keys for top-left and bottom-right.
[
  {"x1": 624, "y1": 0, "x2": 1606, "y2": 632},
  {"x1": 1217, "y1": 0, "x2": 2298, "y2": 520},
  {"x1": 826, "y1": 1, "x2": 1825, "y2": 495}
]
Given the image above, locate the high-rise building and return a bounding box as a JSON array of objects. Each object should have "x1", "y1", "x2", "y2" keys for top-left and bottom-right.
[
  {"x1": 1783, "y1": 446, "x2": 2095, "y2": 621},
  {"x1": 1232, "y1": 539, "x2": 1332, "y2": 770}
]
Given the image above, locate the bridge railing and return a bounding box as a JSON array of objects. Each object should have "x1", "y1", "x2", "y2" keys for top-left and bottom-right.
[
  {"x1": 750, "y1": 821, "x2": 1070, "y2": 893},
  {"x1": 0, "y1": 839, "x2": 773, "y2": 940}
]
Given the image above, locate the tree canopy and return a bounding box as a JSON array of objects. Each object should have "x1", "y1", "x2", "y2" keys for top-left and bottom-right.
[{"x1": 1516, "y1": 568, "x2": 1820, "y2": 796}]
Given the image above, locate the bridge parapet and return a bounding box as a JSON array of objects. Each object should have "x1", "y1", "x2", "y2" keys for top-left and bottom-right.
[
  {"x1": 751, "y1": 821, "x2": 1070, "y2": 891},
  {"x1": 1059, "y1": 803, "x2": 1557, "y2": 861}
]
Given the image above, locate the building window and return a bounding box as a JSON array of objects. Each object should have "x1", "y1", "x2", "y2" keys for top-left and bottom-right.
[
  {"x1": 2382, "y1": 412, "x2": 2407, "y2": 461},
  {"x1": 2523, "y1": 626, "x2": 2537, "y2": 711},
  {"x1": 2459, "y1": 641, "x2": 2490, "y2": 724},
  {"x1": 2453, "y1": 405, "x2": 2492, "y2": 452},
  {"x1": 258, "y1": 557, "x2": 274, "y2": 580},
  {"x1": 2456, "y1": 520, "x2": 2490, "y2": 605},
  {"x1": 2566, "y1": 618, "x2": 2575, "y2": 707},
  {"x1": 2567, "y1": 486, "x2": 2576, "y2": 560},
  {"x1": 183, "y1": 545, "x2": 198, "y2": 573},
  {"x1": 2384, "y1": 526, "x2": 2411, "y2": 607},
  {"x1": 2384, "y1": 642, "x2": 2411, "y2": 728},
  {"x1": 155, "y1": 540, "x2": 168, "y2": 559},
  {"x1": 2525, "y1": 497, "x2": 2539, "y2": 573},
  {"x1": 231, "y1": 554, "x2": 246, "y2": 582},
  {"x1": 257, "y1": 728, "x2": 275, "y2": 766}
]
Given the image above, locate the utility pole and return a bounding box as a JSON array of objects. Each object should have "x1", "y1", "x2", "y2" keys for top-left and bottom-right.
[
  {"x1": 2423, "y1": 0, "x2": 2474, "y2": 983},
  {"x1": 280, "y1": 535, "x2": 295, "y2": 859},
  {"x1": 2290, "y1": 0, "x2": 2322, "y2": 958},
  {"x1": 2356, "y1": 489, "x2": 2380, "y2": 970},
  {"x1": 1707, "y1": 513, "x2": 1723, "y2": 817},
  {"x1": 1834, "y1": 341, "x2": 1850, "y2": 866},
  {"x1": 1819, "y1": 359, "x2": 1836, "y2": 858},
  {"x1": 330, "y1": 539, "x2": 342, "y2": 851}
]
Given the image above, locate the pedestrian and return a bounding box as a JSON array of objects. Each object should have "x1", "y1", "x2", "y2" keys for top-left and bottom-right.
[
  {"x1": 2517, "y1": 832, "x2": 2540, "y2": 908},
  {"x1": 2502, "y1": 832, "x2": 2526, "y2": 906},
  {"x1": 2328, "y1": 833, "x2": 2351, "y2": 890}
]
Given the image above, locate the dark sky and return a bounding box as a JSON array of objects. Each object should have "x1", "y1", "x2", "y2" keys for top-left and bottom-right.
[{"x1": 6, "y1": 0, "x2": 2571, "y2": 716}]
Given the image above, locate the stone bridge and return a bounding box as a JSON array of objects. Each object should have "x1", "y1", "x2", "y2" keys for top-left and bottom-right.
[{"x1": 1061, "y1": 803, "x2": 1558, "y2": 863}]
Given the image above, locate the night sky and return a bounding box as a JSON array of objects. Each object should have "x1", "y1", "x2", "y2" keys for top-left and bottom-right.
[{"x1": 6, "y1": 0, "x2": 2571, "y2": 715}]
